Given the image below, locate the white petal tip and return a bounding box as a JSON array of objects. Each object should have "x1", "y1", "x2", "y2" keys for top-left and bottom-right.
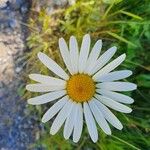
[
  {"x1": 27, "y1": 99, "x2": 34, "y2": 105},
  {"x1": 37, "y1": 52, "x2": 43, "y2": 57},
  {"x1": 92, "y1": 138, "x2": 98, "y2": 143},
  {"x1": 64, "y1": 135, "x2": 69, "y2": 140},
  {"x1": 118, "y1": 125, "x2": 123, "y2": 130},
  {"x1": 26, "y1": 85, "x2": 32, "y2": 91},
  {"x1": 37, "y1": 52, "x2": 46, "y2": 60},
  {"x1": 122, "y1": 53, "x2": 126, "y2": 58},
  {"x1": 73, "y1": 139, "x2": 79, "y2": 143},
  {"x1": 59, "y1": 37, "x2": 64, "y2": 42},
  {"x1": 28, "y1": 74, "x2": 31, "y2": 78},
  {"x1": 126, "y1": 108, "x2": 132, "y2": 113},
  {"x1": 27, "y1": 98, "x2": 41, "y2": 105},
  {"x1": 41, "y1": 120, "x2": 46, "y2": 123},
  {"x1": 50, "y1": 130, "x2": 56, "y2": 135},
  {"x1": 128, "y1": 70, "x2": 133, "y2": 76},
  {"x1": 41, "y1": 118, "x2": 47, "y2": 123},
  {"x1": 26, "y1": 85, "x2": 29, "y2": 90},
  {"x1": 134, "y1": 84, "x2": 137, "y2": 90},
  {"x1": 85, "y1": 33, "x2": 90, "y2": 37},
  {"x1": 108, "y1": 46, "x2": 117, "y2": 54},
  {"x1": 70, "y1": 35, "x2": 76, "y2": 40},
  {"x1": 112, "y1": 46, "x2": 117, "y2": 51},
  {"x1": 129, "y1": 99, "x2": 134, "y2": 104},
  {"x1": 83, "y1": 34, "x2": 90, "y2": 40},
  {"x1": 129, "y1": 83, "x2": 137, "y2": 91},
  {"x1": 27, "y1": 99, "x2": 30, "y2": 104},
  {"x1": 106, "y1": 130, "x2": 112, "y2": 135},
  {"x1": 28, "y1": 74, "x2": 34, "y2": 79}
]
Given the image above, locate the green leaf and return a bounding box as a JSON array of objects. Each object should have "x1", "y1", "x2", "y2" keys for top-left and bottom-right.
[
  {"x1": 17, "y1": 85, "x2": 26, "y2": 97},
  {"x1": 136, "y1": 74, "x2": 150, "y2": 88},
  {"x1": 102, "y1": 0, "x2": 123, "y2": 4},
  {"x1": 106, "y1": 31, "x2": 136, "y2": 47},
  {"x1": 120, "y1": 10, "x2": 143, "y2": 20}
]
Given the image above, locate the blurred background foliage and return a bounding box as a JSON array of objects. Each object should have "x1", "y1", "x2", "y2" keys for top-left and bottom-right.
[{"x1": 24, "y1": 0, "x2": 150, "y2": 149}]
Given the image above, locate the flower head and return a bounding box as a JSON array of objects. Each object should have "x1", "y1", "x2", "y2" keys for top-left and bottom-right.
[{"x1": 26, "y1": 34, "x2": 137, "y2": 143}]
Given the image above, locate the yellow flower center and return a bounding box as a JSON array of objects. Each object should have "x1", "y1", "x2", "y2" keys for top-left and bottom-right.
[{"x1": 66, "y1": 74, "x2": 95, "y2": 103}]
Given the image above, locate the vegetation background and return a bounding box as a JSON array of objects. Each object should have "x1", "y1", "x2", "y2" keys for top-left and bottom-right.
[{"x1": 24, "y1": 0, "x2": 150, "y2": 149}]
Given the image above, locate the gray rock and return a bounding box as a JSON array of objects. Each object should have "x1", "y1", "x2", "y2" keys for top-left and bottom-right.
[
  {"x1": 0, "y1": 0, "x2": 40, "y2": 149},
  {"x1": 0, "y1": 0, "x2": 8, "y2": 9},
  {"x1": 20, "y1": 3, "x2": 28, "y2": 14},
  {"x1": 9, "y1": 0, "x2": 25, "y2": 10},
  {"x1": 8, "y1": 19, "x2": 18, "y2": 29},
  {"x1": 15, "y1": 66, "x2": 22, "y2": 73}
]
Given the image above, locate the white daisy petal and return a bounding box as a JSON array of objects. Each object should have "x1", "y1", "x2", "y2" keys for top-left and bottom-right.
[
  {"x1": 84, "y1": 102, "x2": 98, "y2": 143},
  {"x1": 78, "y1": 34, "x2": 91, "y2": 73},
  {"x1": 64, "y1": 102, "x2": 77, "y2": 140},
  {"x1": 27, "y1": 90, "x2": 66, "y2": 105},
  {"x1": 94, "y1": 99, "x2": 123, "y2": 130},
  {"x1": 26, "y1": 84, "x2": 65, "y2": 92},
  {"x1": 50, "y1": 100, "x2": 73, "y2": 135},
  {"x1": 29, "y1": 74, "x2": 65, "y2": 85},
  {"x1": 85, "y1": 40, "x2": 102, "y2": 73},
  {"x1": 42, "y1": 96, "x2": 68, "y2": 123},
  {"x1": 69, "y1": 36, "x2": 79, "y2": 74},
  {"x1": 89, "y1": 46, "x2": 117, "y2": 75},
  {"x1": 95, "y1": 94, "x2": 132, "y2": 113},
  {"x1": 59, "y1": 38, "x2": 74, "y2": 74},
  {"x1": 93, "y1": 54, "x2": 126, "y2": 81},
  {"x1": 38, "y1": 52, "x2": 69, "y2": 80},
  {"x1": 97, "y1": 89, "x2": 134, "y2": 104},
  {"x1": 73, "y1": 103, "x2": 83, "y2": 143},
  {"x1": 96, "y1": 82, "x2": 137, "y2": 91},
  {"x1": 96, "y1": 70, "x2": 132, "y2": 82},
  {"x1": 89, "y1": 99, "x2": 111, "y2": 135}
]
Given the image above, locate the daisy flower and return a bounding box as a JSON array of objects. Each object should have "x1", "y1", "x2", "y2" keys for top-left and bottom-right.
[{"x1": 26, "y1": 34, "x2": 137, "y2": 143}]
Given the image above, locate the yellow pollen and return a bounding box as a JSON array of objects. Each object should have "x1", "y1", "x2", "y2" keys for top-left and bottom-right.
[{"x1": 66, "y1": 74, "x2": 95, "y2": 102}]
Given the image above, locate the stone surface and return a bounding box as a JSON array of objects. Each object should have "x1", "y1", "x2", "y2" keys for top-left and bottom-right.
[
  {"x1": 0, "y1": 0, "x2": 40, "y2": 149},
  {"x1": 0, "y1": 0, "x2": 8, "y2": 8},
  {"x1": 33, "y1": 0, "x2": 75, "y2": 14}
]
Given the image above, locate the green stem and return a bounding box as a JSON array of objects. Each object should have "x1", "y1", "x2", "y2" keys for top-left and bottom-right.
[
  {"x1": 125, "y1": 60, "x2": 150, "y2": 71},
  {"x1": 102, "y1": 2, "x2": 114, "y2": 20}
]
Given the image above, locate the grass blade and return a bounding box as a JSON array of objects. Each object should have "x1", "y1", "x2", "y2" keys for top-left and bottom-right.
[
  {"x1": 111, "y1": 135, "x2": 141, "y2": 150},
  {"x1": 120, "y1": 10, "x2": 143, "y2": 20},
  {"x1": 106, "y1": 31, "x2": 136, "y2": 47}
]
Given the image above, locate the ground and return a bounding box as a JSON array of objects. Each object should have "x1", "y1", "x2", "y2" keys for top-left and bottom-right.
[{"x1": 0, "y1": 0, "x2": 40, "y2": 149}]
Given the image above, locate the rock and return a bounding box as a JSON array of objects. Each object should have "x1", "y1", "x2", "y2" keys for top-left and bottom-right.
[
  {"x1": 9, "y1": 0, "x2": 25, "y2": 10},
  {"x1": 0, "y1": 0, "x2": 8, "y2": 9},
  {"x1": 20, "y1": 3, "x2": 29, "y2": 14},
  {"x1": 0, "y1": 1, "x2": 38, "y2": 149},
  {"x1": 46, "y1": 6, "x2": 54, "y2": 15},
  {"x1": 8, "y1": 19, "x2": 18, "y2": 29},
  {"x1": 15, "y1": 66, "x2": 22, "y2": 73},
  {"x1": 0, "y1": 43, "x2": 8, "y2": 58},
  {"x1": 53, "y1": 0, "x2": 67, "y2": 6},
  {"x1": 1, "y1": 148, "x2": 9, "y2": 150}
]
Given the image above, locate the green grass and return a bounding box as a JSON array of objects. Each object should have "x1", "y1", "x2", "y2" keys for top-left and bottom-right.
[{"x1": 24, "y1": 0, "x2": 150, "y2": 149}]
